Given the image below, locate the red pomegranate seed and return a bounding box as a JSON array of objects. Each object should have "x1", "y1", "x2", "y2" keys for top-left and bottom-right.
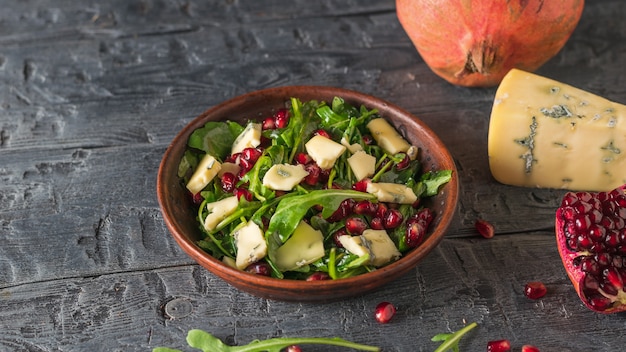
[
  {"x1": 406, "y1": 222, "x2": 426, "y2": 248},
  {"x1": 274, "y1": 108, "x2": 289, "y2": 128},
  {"x1": 370, "y1": 217, "x2": 384, "y2": 230},
  {"x1": 241, "y1": 147, "x2": 262, "y2": 162},
  {"x1": 395, "y1": 152, "x2": 410, "y2": 170},
  {"x1": 262, "y1": 117, "x2": 275, "y2": 130},
  {"x1": 220, "y1": 172, "x2": 236, "y2": 192},
  {"x1": 303, "y1": 163, "x2": 321, "y2": 185},
  {"x1": 521, "y1": 345, "x2": 540, "y2": 352},
  {"x1": 375, "y1": 203, "x2": 388, "y2": 219},
  {"x1": 190, "y1": 192, "x2": 203, "y2": 205},
  {"x1": 475, "y1": 219, "x2": 495, "y2": 239},
  {"x1": 352, "y1": 179, "x2": 370, "y2": 192},
  {"x1": 374, "y1": 301, "x2": 396, "y2": 324},
  {"x1": 383, "y1": 208, "x2": 404, "y2": 229},
  {"x1": 284, "y1": 345, "x2": 302, "y2": 352},
  {"x1": 524, "y1": 281, "x2": 547, "y2": 299},
  {"x1": 295, "y1": 152, "x2": 311, "y2": 165},
  {"x1": 346, "y1": 216, "x2": 368, "y2": 235},
  {"x1": 362, "y1": 134, "x2": 374, "y2": 145},
  {"x1": 313, "y1": 129, "x2": 331, "y2": 138},
  {"x1": 332, "y1": 228, "x2": 349, "y2": 248},
  {"x1": 245, "y1": 262, "x2": 271, "y2": 276},
  {"x1": 354, "y1": 200, "x2": 377, "y2": 216},
  {"x1": 487, "y1": 339, "x2": 511, "y2": 352},
  {"x1": 306, "y1": 272, "x2": 330, "y2": 281},
  {"x1": 234, "y1": 188, "x2": 253, "y2": 201},
  {"x1": 327, "y1": 199, "x2": 355, "y2": 223}
]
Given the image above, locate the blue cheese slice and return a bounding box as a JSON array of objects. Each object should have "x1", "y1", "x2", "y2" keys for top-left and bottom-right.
[
  {"x1": 366, "y1": 182, "x2": 417, "y2": 204},
  {"x1": 232, "y1": 122, "x2": 262, "y2": 154},
  {"x1": 262, "y1": 164, "x2": 309, "y2": 191},
  {"x1": 489, "y1": 69, "x2": 626, "y2": 191},
  {"x1": 186, "y1": 154, "x2": 222, "y2": 195},
  {"x1": 305, "y1": 135, "x2": 346, "y2": 170},
  {"x1": 273, "y1": 221, "x2": 325, "y2": 271},
  {"x1": 339, "y1": 229, "x2": 401, "y2": 267},
  {"x1": 233, "y1": 221, "x2": 267, "y2": 269},
  {"x1": 366, "y1": 118, "x2": 411, "y2": 155},
  {"x1": 203, "y1": 196, "x2": 239, "y2": 231}
]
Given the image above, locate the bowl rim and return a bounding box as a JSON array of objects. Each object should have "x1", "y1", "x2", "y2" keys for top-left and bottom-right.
[{"x1": 157, "y1": 85, "x2": 459, "y2": 300}]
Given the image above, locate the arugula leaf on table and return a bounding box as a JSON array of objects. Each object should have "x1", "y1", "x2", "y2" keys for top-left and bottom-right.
[
  {"x1": 431, "y1": 322, "x2": 478, "y2": 352},
  {"x1": 153, "y1": 329, "x2": 380, "y2": 352}
]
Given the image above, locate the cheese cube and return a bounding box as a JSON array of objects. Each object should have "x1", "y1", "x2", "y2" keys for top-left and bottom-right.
[
  {"x1": 305, "y1": 135, "x2": 346, "y2": 170},
  {"x1": 233, "y1": 221, "x2": 267, "y2": 269},
  {"x1": 366, "y1": 182, "x2": 417, "y2": 204},
  {"x1": 339, "y1": 229, "x2": 401, "y2": 267},
  {"x1": 186, "y1": 154, "x2": 222, "y2": 195},
  {"x1": 347, "y1": 151, "x2": 376, "y2": 181},
  {"x1": 203, "y1": 196, "x2": 239, "y2": 231},
  {"x1": 367, "y1": 118, "x2": 411, "y2": 155},
  {"x1": 232, "y1": 122, "x2": 262, "y2": 154},
  {"x1": 262, "y1": 164, "x2": 309, "y2": 191},
  {"x1": 489, "y1": 69, "x2": 626, "y2": 191},
  {"x1": 273, "y1": 221, "x2": 325, "y2": 271}
]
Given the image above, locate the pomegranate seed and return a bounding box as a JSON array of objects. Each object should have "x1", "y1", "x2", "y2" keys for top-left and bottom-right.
[
  {"x1": 352, "y1": 179, "x2": 370, "y2": 192},
  {"x1": 374, "y1": 301, "x2": 396, "y2": 324},
  {"x1": 332, "y1": 228, "x2": 349, "y2": 248},
  {"x1": 327, "y1": 199, "x2": 355, "y2": 223},
  {"x1": 295, "y1": 152, "x2": 311, "y2": 165},
  {"x1": 395, "y1": 153, "x2": 410, "y2": 170},
  {"x1": 346, "y1": 216, "x2": 368, "y2": 235},
  {"x1": 306, "y1": 272, "x2": 330, "y2": 281},
  {"x1": 241, "y1": 147, "x2": 262, "y2": 162},
  {"x1": 375, "y1": 203, "x2": 388, "y2": 219},
  {"x1": 274, "y1": 108, "x2": 289, "y2": 128},
  {"x1": 303, "y1": 163, "x2": 321, "y2": 185},
  {"x1": 245, "y1": 262, "x2": 271, "y2": 276},
  {"x1": 313, "y1": 129, "x2": 331, "y2": 138},
  {"x1": 370, "y1": 217, "x2": 384, "y2": 230},
  {"x1": 262, "y1": 117, "x2": 275, "y2": 130},
  {"x1": 234, "y1": 188, "x2": 253, "y2": 201},
  {"x1": 383, "y1": 208, "x2": 404, "y2": 229},
  {"x1": 190, "y1": 192, "x2": 203, "y2": 205},
  {"x1": 406, "y1": 222, "x2": 426, "y2": 248},
  {"x1": 487, "y1": 339, "x2": 511, "y2": 352},
  {"x1": 284, "y1": 345, "x2": 302, "y2": 352},
  {"x1": 524, "y1": 281, "x2": 547, "y2": 299},
  {"x1": 362, "y1": 134, "x2": 374, "y2": 145},
  {"x1": 521, "y1": 345, "x2": 540, "y2": 352},
  {"x1": 220, "y1": 172, "x2": 236, "y2": 192},
  {"x1": 475, "y1": 219, "x2": 495, "y2": 239},
  {"x1": 354, "y1": 200, "x2": 377, "y2": 216}
]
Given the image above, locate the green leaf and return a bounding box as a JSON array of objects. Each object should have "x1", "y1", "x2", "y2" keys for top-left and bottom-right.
[
  {"x1": 187, "y1": 121, "x2": 238, "y2": 159},
  {"x1": 154, "y1": 329, "x2": 380, "y2": 352},
  {"x1": 422, "y1": 170, "x2": 453, "y2": 197},
  {"x1": 266, "y1": 189, "x2": 376, "y2": 243},
  {"x1": 432, "y1": 322, "x2": 477, "y2": 352}
]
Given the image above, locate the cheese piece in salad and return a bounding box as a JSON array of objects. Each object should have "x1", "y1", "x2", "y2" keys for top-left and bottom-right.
[{"x1": 178, "y1": 96, "x2": 452, "y2": 280}]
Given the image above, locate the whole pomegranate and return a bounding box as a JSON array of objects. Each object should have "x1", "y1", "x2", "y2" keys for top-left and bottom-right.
[
  {"x1": 396, "y1": 0, "x2": 585, "y2": 87},
  {"x1": 555, "y1": 184, "x2": 626, "y2": 313}
]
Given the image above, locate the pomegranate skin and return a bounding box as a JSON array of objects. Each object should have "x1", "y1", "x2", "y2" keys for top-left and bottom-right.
[
  {"x1": 396, "y1": 0, "x2": 585, "y2": 87},
  {"x1": 555, "y1": 184, "x2": 626, "y2": 314}
]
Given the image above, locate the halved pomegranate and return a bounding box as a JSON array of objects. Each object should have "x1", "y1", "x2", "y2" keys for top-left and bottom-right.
[{"x1": 555, "y1": 184, "x2": 626, "y2": 313}]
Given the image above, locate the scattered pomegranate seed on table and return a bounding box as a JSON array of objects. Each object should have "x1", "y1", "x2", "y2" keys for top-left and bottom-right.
[
  {"x1": 285, "y1": 345, "x2": 302, "y2": 352},
  {"x1": 475, "y1": 219, "x2": 495, "y2": 238},
  {"x1": 524, "y1": 281, "x2": 548, "y2": 299},
  {"x1": 521, "y1": 345, "x2": 540, "y2": 352},
  {"x1": 374, "y1": 301, "x2": 396, "y2": 324},
  {"x1": 487, "y1": 339, "x2": 511, "y2": 352}
]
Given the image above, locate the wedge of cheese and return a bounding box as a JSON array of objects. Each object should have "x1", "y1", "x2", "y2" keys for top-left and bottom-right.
[
  {"x1": 186, "y1": 154, "x2": 221, "y2": 195},
  {"x1": 339, "y1": 229, "x2": 401, "y2": 267},
  {"x1": 488, "y1": 69, "x2": 626, "y2": 192},
  {"x1": 367, "y1": 118, "x2": 411, "y2": 155}
]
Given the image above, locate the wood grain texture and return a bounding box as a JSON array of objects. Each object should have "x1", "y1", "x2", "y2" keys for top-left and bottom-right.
[{"x1": 1, "y1": 0, "x2": 625, "y2": 351}]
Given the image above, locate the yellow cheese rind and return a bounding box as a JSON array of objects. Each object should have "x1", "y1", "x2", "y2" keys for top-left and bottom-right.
[{"x1": 488, "y1": 69, "x2": 626, "y2": 192}]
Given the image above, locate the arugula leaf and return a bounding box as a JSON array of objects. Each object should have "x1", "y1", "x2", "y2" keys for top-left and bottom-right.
[
  {"x1": 432, "y1": 322, "x2": 478, "y2": 352},
  {"x1": 421, "y1": 170, "x2": 453, "y2": 197},
  {"x1": 153, "y1": 329, "x2": 380, "y2": 352},
  {"x1": 266, "y1": 189, "x2": 377, "y2": 243},
  {"x1": 187, "y1": 121, "x2": 238, "y2": 159}
]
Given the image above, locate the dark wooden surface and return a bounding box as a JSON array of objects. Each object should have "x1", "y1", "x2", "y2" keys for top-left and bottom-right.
[{"x1": 1, "y1": 1, "x2": 625, "y2": 351}]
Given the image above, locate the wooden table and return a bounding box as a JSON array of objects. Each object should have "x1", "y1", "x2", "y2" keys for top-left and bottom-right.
[{"x1": 1, "y1": 1, "x2": 624, "y2": 351}]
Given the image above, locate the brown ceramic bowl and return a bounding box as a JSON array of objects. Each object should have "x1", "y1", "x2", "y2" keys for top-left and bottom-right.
[{"x1": 157, "y1": 86, "x2": 458, "y2": 302}]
